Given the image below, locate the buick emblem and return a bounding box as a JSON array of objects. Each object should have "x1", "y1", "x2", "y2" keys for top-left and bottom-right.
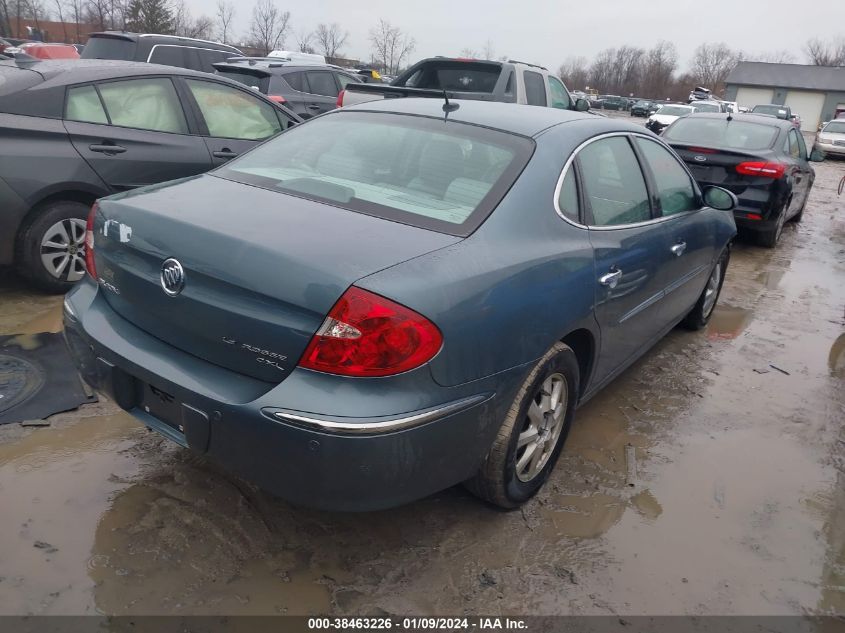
[
  {"x1": 694, "y1": 155, "x2": 707, "y2": 162},
  {"x1": 160, "y1": 258, "x2": 185, "y2": 296}
]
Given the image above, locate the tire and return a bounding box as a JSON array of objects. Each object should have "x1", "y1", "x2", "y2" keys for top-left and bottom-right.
[
  {"x1": 757, "y1": 202, "x2": 787, "y2": 248},
  {"x1": 15, "y1": 200, "x2": 90, "y2": 294},
  {"x1": 464, "y1": 342, "x2": 579, "y2": 509},
  {"x1": 789, "y1": 194, "x2": 808, "y2": 223},
  {"x1": 682, "y1": 248, "x2": 730, "y2": 330}
]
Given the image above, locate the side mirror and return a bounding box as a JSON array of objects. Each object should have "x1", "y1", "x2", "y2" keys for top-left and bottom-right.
[
  {"x1": 810, "y1": 148, "x2": 825, "y2": 162},
  {"x1": 574, "y1": 98, "x2": 589, "y2": 112},
  {"x1": 703, "y1": 186, "x2": 737, "y2": 211}
]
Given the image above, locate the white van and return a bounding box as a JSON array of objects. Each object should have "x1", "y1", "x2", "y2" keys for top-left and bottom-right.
[{"x1": 268, "y1": 50, "x2": 326, "y2": 64}]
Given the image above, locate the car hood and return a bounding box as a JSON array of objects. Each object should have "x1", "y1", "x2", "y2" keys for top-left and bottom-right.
[{"x1": 651, "y1": 114, "x2": 683, "y2": 124}]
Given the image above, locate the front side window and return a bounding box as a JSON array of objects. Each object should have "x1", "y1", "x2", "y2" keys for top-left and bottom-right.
[
  {"x1": 186, "y1": 79, "x2": 282, "y2": 140},
  {"x1": 524, "y1": 71, "x2": 547, "y2": 107},
  {"x1": 335, "y1": 73, "x2": 359, "y2": 89},
  {"x1": 217, "y1": 111, "x2": 534, "y2": 236},
  {"x1": 97, "y1": 78, "x2": 188, "y2": 134},
  {"x1": 65, "y1": 85, "x2": 108, "y2": 124},
  {"x1": 635, "y1": 137, "x2": 698, "y2": 216},
  {"x1": 548, "y1": 76, "x2": 571, "y2": 110},
  {"x1": 305, "y1": 71, "x2": 338, "y2": 97},
  {"x1": 578, "y1": 137, "x2": 651, "y2": 226},
  {"x1": 786, "y1": 129, "x2": 801, "y2": 159}
]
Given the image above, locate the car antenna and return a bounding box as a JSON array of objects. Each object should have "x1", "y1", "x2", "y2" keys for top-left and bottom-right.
[{"x1": 442, "y1": 89, "x2": 459, "y2": 115}]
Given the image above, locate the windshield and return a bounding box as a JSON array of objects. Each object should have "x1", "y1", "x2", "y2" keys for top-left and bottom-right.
[
  {"x1": 752, "y1": 104, "x2": 788, "y2": 118},
  {"x1": 823, "y1": 121, "x2": 845, "y2": 134},
  {"x1": 693, "y1": 102, "x2": 720, "y2": 113},
  {"x1": 81, "y1": 35, "x2": 136, "y2": 60},
  {"x1": 217, "y1": 112, "x2": 534, "y2": 236},
  {"x1": 658, "y1": 106, "x2": 693, "y2": 117},
  {"x1": 664, "y1": 118, "x2": 778, "y2": 150}
]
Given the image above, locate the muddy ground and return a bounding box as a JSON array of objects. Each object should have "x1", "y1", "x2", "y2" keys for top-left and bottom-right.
[{"x1": 0, "y1": 142, "x2": 843, "y2": 617}]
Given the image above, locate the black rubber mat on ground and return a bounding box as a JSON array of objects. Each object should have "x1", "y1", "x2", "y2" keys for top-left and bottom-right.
[{"x1": 0, "y1": 332, "x2": 97, "y2": 425}]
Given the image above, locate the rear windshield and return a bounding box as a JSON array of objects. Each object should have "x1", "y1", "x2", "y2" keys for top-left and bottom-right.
[
  {"x1": 81, "y1": 36, "x2": 136, "y2": 60},
  {"x1": 217, "y1": 111, "x2": 534, "y2": 236},
  {"x1": 693, "y1": 102, "x2": 720, "y2": 113},
  {"x1": 823, "y1": 121, "x2": 845, "y2": 134},
  {"x1": 752, "y1": 104, "x2": 788, "y2": 118},
  {"x1": 214, "y1": 69, "x2": 270, "y2": 93},
  {"x1": 400, "y1": 61, "x2": 502, "y2": 93},
  {"x1": 658, "y1": 106, "x2": 693, "y2": 117},
  {"x1": 664, "y1": 118, "x2": 779, "y2": 150}
]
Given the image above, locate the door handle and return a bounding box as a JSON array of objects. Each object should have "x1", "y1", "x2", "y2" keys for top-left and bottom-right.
[
  {"x1": 212, "y1": 150, "x2": 238, "y2": 159},
  {"x1": 599, "y1": 268, "x2": 623, "y2": 289},
  {"x1": 670, "y1": 241, "x2": 687, "y2": 257},
  {"x1": 89, "y1": 143, "x2": 126, "y2": 154}
]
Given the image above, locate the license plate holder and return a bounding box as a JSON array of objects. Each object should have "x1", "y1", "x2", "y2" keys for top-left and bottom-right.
[{"x1": 139, "y1": 382, "x2": 183, "y2": 433}]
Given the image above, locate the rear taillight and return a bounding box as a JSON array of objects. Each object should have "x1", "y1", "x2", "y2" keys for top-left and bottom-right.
[
  {"x1": 298, "y1": 287, "x2": 442, "y2": 377},
  {"x1": 85, "y1": 202, "x2": 97, "y2": 279},
  {"x1": 736, "y1": 161, "x2": 786, "y2": 179},
  {"x1": 268, "y1": 94, "x2": 286, "y2": 104},
  {"x1": 336, "y1": 89, "x2": 345, "y2": 108}
]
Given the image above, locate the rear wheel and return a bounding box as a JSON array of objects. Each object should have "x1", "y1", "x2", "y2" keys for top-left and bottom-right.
[
  {"x1": 465, "y1": 342, "x2": 579, "y2": 509},
  {"x1": 789, "y1": 194, "x2": 808, "y2": 223},
  {"x1": 758, "y1": 201, "x2": 788, "y2": 248},
  {"x1": 16, "y1": 200, "x2": 90, "y2": 294},
  {"x1": 683, "y1": 248, "x2": 729, "y2": 330}
]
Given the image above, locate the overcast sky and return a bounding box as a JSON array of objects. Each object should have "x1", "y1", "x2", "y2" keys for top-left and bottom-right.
[{"x1": 186, "y1": 0, "x2": 844, "y2": 72}]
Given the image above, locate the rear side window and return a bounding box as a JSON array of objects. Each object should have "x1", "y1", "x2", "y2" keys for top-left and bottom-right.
[
  {"x1": 634, "y1": 137, "x2": 698, "y2": 216},
  {"x1": 579, "y1": 137, "x2": 651, "y2": 226},
  {"x1": 98, "y1": 78, "x2": 188, "y2": 134},
  {"x1": 284, "y1": 71, "x2": 305, "y2": 92},
  {"x1": 524, "y1": 71, "x2": 547, "y2": 107},
  {"x1": 557, "y1": 168, "x2": 579, "y2": 222},
  {"x1": 148, "y1": 45, "x2": 186, "y2": 68},
  {"x1": 65, "y1": 85, "x2": 108, "y2": 124},
  {"x1": 786, "y1": 129, "x2": 801, "y2": 159},
  {"x1": 218, "y1": 111, "x2": 534, "y2": 237},
  {"x1": 664, "y1": 118, "x2": 778, "y2": 151},
  {"x1": 80, "y1": 36, "x2": 136, "y2": 60},
  {"x1": 305, "y1": 71, "x2": 338, "y2": 97},
  {"x1": 186, "y1": 80, "x2": 282, "y2": 140}
]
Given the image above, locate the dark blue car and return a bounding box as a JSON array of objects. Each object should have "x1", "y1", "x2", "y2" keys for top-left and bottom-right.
[{"x1": 63, "y1": 99, "x2": 738, "y2": 510}]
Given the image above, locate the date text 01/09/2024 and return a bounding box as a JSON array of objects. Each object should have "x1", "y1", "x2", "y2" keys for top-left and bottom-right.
[{"x1": 306, "y1": 617, "x2": 529, "y2": 630}]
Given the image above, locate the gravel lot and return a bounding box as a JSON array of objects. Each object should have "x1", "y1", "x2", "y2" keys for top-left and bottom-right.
[{"x1": 0, "y1": 119, "x2": 843, "y2": 616}]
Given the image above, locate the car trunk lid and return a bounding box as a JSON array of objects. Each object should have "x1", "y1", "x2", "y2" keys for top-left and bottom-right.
[
  {"x1": 92, "y1": 174, "x2": 460, "y2": 383},
  {"x1": 671, "y1": 145, "x2": 781, "y2": 191}
]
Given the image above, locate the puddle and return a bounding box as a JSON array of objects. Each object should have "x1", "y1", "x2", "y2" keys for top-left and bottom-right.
[{"x1": 706, "y1": 304, "x2": 753, "y2": 341}]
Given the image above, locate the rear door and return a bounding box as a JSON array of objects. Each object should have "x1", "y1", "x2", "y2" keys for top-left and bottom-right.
[
  {"x1": 633, "y1": 135, "x2": 716, "y2": 324},
  {"x1": 784, "y1": 128, "x2": 812, "y2": 215},
  {"x1": 576, "y1": 135, "x2": 673, "y2": 384},
  {"x1": 63, "y1": 77, "x2": 211, "y2": 191},
  {"x1": 179, "y1": 78, "x2": 293, "y2": 166},
  {"x1": 301, "y1": 70, "x2": 340, "y2": 116}
]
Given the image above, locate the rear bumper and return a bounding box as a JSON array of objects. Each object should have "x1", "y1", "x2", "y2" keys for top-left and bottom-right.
[{"x1": 63, "y1": 278, "x2": 513, "y2": 511}]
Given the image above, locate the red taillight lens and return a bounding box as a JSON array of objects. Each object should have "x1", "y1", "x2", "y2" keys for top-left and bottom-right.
[
  {"x1": 736, "y1": 161, "x2": 786, "y2": 179},
  {"x1": 298, "y1": 287, "x2": 442, "y2": 377},
  {"x1": 85, "y1": 202, "x2": 97, "y2": 279},
  {"x1": 268, "y1": 94, "x2": 286, "y2": 104},
  {"x1": 336, "y1": 89, "x2": 345, "y2": 108}
]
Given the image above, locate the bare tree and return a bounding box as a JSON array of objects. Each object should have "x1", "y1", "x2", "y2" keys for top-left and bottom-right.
[
  {"x1": 313, "y1": 22, "x2": 347, "y2": 59},
  {"x1": 52, "y1": 0, "x2": 68, "y2": 41},
  {"x1": 690, "y1": 42, "x2": 740, "y2": 92},
  {"x1": 215, "y1": 0, "x2": 234, "y2": 44},
  {"x1": 482, "y1": 39, "x2": 495, "y2": 60},
  {"x1": 294, "y1": 27, "x2": 314, "y2": 53},
  {"x1": 640, "y1": 40, "x2": 677, "y2": 98},
  {"x1": 459, "y1": 47, "x2": 477, "y2": 58},
  {"x1": 248, "y1": 0, "x2": 290, "y2": 56},
  {"x1": 805, "y1": 37, "x2": 845, "y2": 66},
  {"x1": 368, "y1": 19, "x2": 415, "y2": 75},
  {"x1": 745, "y1": 49, "x2": 796, "y2": 64},
  {"x1": 558, "y1": 56, "x2": 589, "y2": 91}
]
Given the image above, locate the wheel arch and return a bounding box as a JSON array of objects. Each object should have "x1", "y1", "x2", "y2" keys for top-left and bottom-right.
[
  {"x1": 16, "y1": 188, "x2": 102, "y2": 245},
  {"x1": 560, "y1": 327, "x2": 596, "y2": 400}
]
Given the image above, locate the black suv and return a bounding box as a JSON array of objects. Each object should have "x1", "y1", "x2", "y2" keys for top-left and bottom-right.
[
  {"x1": 81, "y1": 32, "x2": 242, "y2": 73},
  {"x1": 214, "y1": 58, "x2": 363, "y2": 118}
]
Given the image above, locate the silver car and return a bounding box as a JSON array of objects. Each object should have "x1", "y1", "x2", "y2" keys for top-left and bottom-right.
[{"x1": 815, "y1": 120, "x2": 845, "y2": 157}]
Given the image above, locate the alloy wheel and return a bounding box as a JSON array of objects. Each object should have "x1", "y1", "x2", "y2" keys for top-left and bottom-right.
[
  {"x1": 702, "y1": 261, "x2": 722, "y2": 319},
  {"x1": 40, "y1": 218, "x2": 87, "y2": 282},
  {"x1": 515, "y1": 373, "x2": 568, "y2": 482}
]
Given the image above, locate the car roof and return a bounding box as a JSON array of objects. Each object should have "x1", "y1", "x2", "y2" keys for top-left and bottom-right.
[
  {"x1": 0, "y1": 58, "x2": 217, "y2": 84},
  {"x1": 683, "y1": 112, "x2": 792, "y2": 129},
  {"x1": 88, "y1": 31, "x2": 241, "y2": 52},
  {"x1": 341, "y1": 98, "x2": 599, "y2": 137}
]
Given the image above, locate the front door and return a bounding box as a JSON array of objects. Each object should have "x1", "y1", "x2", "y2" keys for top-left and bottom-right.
[
  {"x1": 577, "y1": 135, "x2": 671, "y2": 385},
  {"x1": 63, "y1": 78, "x2": 211, "y2": 191}
]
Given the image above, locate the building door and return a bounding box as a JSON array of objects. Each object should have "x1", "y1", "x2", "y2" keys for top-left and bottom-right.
[
  {"x1": 784, "y1": 90, "x2": 826, "y2": 131},
  {"x1": 735, "y1": 86, "x2": 774, "y2": 110}
]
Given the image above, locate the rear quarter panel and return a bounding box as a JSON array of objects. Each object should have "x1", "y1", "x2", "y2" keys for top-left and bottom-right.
[{"x1": 358, "y1": 122, "x2": 599, "y2": 388}]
